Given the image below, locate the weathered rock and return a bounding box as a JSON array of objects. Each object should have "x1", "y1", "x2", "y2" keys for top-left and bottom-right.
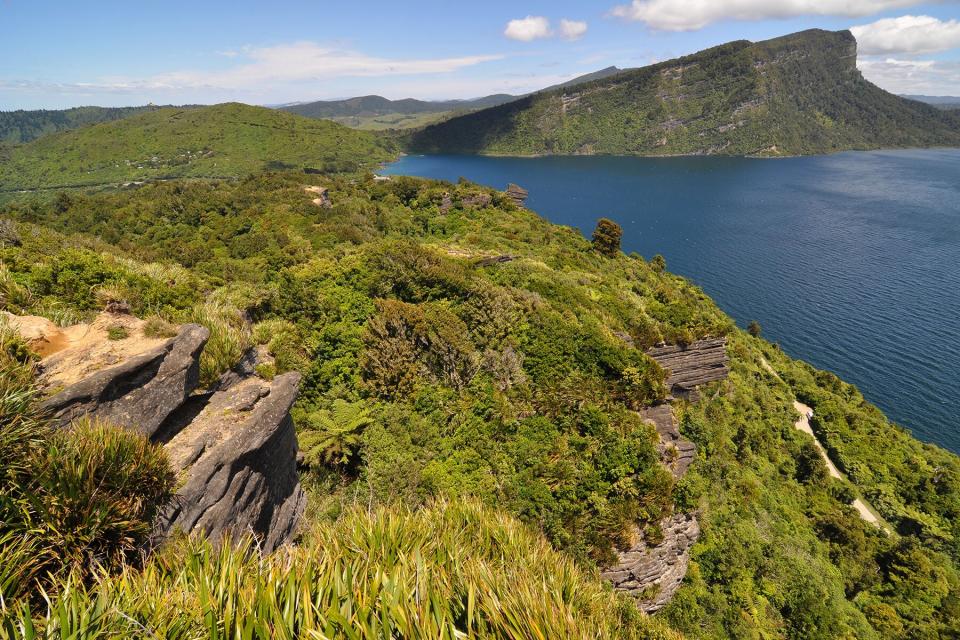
[
  {"x1": 39, "y1": 321, "x2": 209, "y2": 438},
  {"x1": 640, "y1": 404, "x2": 695, "y2": 479},
  {"x1": 304, "y1": 185, "x2": 332, "y2": 208},
  {"x1": 505, "y1": 183, "x2": 529, "y2": 207},
  {"x1": 647, "y1": 337, "x2": 729, "y2": 397},
  {"x1": 156, "y1": 372, "x2": 305, "y2": 552},
  {"x1": 601, "y1": 513, "x2": 701, "y2": 613},
  {"x1": 475, "y1": 254, "x2": 516, "y2": 267}
]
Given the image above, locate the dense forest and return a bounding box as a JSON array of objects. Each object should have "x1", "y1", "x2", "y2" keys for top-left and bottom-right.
[
  {"x1": 0, "y1": 171, "x2": 958, "y2": 637},
  {"x1": 0, "y1": 105, "x2": 170, "y2": 145},
  {"x1": 407, "y1": 29, "x2": 960, "y2": 157}
]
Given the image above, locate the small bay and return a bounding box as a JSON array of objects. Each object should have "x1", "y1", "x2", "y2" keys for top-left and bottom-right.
[{"x1": 384, "y1": 150, "x2": 960, "y2": 453}]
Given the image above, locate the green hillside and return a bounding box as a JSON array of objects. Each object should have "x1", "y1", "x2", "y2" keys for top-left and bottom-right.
[
  {"x1": 2, "y1": 173, "x2": 959, "y2": 637},
  {"x1": 407, "y1": 29, "x2": 960, "y2": 157},
  {"x1": 0, "y1": 105, "x2": 167, "y2": 144},
  {"x1": 280, "y1": 68, "x2": 625, "y2": 131},
  {"x1": 0, "y1": 103, "x2": 395, "y2": 192}
]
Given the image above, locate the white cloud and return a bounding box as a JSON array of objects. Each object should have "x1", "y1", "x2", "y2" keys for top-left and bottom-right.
[
  {"x1": 559, "y1": 19, "x2": 589, "y2": 41},
  {"x1": 504, "y1": 16, "x2": 553, "y2": 41},
  {"x1": 851, "y1": 15, "x2": 960, "y2": 55},
  {"x1": 0, "y1": 43, "x2": 504, "y2": 96},
  {"x1": 858, "y1": 57, "x2": 960, "y2": 94},
  {"x1": 610, "y1": 0, "x2": 927, "y2": 31}
]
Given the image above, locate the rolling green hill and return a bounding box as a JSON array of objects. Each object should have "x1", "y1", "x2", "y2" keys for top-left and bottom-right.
[
  {"x1": 407, "y1": 29, "x2": 960, "y2": 157},
  {"x1": 0, "y1": 102, "x2": 395, "y2": 192},
  {"x1": 0, "y1": 105, "x2": 169, "y2": 145}
]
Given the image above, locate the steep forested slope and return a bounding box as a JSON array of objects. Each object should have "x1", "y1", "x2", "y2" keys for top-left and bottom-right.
[
  {"x1": 0, "y1": 105, "x2": 167, "y2": 144},
  {"x1": 407, "y1": 29, "x2": 960, "y2": 157},
  {"x1": 1, "y1": 173, "x2": 958, "y2": 637},
  {"x1": 0, "y1": 103, "x2": 395, "y2": 192}
]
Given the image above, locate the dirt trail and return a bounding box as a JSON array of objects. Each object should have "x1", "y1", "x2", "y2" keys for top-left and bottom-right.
[{"x1": 792, "y1": 401, "x2": 884, "y2": 528}]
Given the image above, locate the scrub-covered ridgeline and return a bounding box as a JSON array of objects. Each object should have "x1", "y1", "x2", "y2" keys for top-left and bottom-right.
[{"x1": 0, "y1": 173, "x2": 958, "y2": 638}]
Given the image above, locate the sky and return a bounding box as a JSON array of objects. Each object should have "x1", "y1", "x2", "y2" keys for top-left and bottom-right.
[{"x1": 1, "y1": 0, "x2": 959, "y2": 110}]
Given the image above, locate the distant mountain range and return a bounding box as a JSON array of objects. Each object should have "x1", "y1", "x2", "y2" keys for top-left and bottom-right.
[
  {"x1": 903, "y1": 95, "x2": 960, "y2": 110},
  {"x1": 407, "y1": 30, "x2": 960, "y2": 157},
  {"x1": 277, "y1": 67, "x2": 626, "y2": 125}
]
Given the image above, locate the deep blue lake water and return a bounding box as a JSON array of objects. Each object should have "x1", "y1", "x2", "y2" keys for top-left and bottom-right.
[{"x1": 384, "y1": 150, "x2": 960, "y2": 453}]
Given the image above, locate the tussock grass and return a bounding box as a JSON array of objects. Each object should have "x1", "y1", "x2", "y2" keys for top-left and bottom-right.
[{"x1": 3, "y1": 501, "x2": 679, "y2": 640}]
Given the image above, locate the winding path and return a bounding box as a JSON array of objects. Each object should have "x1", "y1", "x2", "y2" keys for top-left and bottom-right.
[{"x1": 792, "y1": 401, "x2": 884, "y2": 528}]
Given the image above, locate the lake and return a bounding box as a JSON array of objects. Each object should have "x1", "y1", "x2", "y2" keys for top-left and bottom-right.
[{"x1": 384, "y1": 150, "x2": 960, "y2": 453}]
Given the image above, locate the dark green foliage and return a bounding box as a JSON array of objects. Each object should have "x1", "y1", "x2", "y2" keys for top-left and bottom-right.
[
  {"x1": 592, "y1": 218, "x2": 623, "y2": 256},
  {"x1": 407, "y1": 30, "x2": 960, "y2": 157},
  {"x1": 651, "y1": 254, "x2": 667, "y2": 273},
  {"x1": 0, "y1": 105, "x2": 165, "y2": 145},
  {"x1": 747, "y1": 319, "x2": 762, "y2": 337}
]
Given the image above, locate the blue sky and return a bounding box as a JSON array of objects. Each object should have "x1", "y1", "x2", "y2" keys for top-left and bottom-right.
[{"x1": 1, "y1": 0, "x2": 959, "y2": 109}]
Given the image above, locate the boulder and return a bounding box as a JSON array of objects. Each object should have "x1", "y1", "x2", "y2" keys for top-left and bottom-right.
[
  {"x1": 156, "y1": 372, "x2": 306, "y2": 552},
  {"x1": 39, "y1": 318, "x2": 209, "y2": 439}
]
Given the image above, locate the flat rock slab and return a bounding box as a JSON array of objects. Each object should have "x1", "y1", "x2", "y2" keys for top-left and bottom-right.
[
  {"x1": 38, "y1": 317, "x2": 208, "y2": 439},
  {"x1": 157, "y1": 372, "x2": 305, "y2": 553},
  {"x1": 647, "y1": 337, "x2": 729, "y2": 396},
  {"x1": 601, "y1": 513, "x2": 701, "y2": 613}
]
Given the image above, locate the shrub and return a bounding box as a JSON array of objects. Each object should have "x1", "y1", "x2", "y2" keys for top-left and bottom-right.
[
  {"x1": 31, "y1": 418, "x2": 176, "y2": 580},
  {"x1": 592, "y1": 218, "x2": 623, "y2": 257},
  {"x1": 650, "y1": 254, "x2": 667, "y2": 273},
  {"x1": 142, "y1": 315, "x2": 178, "y2": 339},
  {"x1": 106, "y1": 325, "x2": 128, "y2": 341},
  {"x1": 747, "y1": 320, "x2": 762, "y2": 338}
]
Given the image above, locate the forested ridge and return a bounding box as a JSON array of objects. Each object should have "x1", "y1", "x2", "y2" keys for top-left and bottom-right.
[{"x1": 407, "y1": 29, "x2": 960, "y2": 157}]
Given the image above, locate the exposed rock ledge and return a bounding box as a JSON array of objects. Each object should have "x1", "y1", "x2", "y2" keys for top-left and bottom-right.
[
  {"x1": 156, "y1": 372, "x2": 306, "y2": 552},
  {"x1": 647, "y1": 337, "x2": 729, "y2": 398},
  {"x1": 6, "y1": 310, "x2": 304, "y2": 551},
  {"x1": 602, "y1": 513, "x2": 701, "y2": 613},
  {"x1": 603, "y1": 337, "x2": 729, "y2": 613}
]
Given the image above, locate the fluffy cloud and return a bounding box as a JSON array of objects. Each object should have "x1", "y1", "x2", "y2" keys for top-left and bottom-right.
[
  {"x1": 504, "y1": 16, "x2": 553, "y2": 41},
  {"x1": 851, "y1": 15, "x2": 960, "y2": 55},
  {"x1": 858, "y1": 57, "x2": 960, "y2": 94},
  {"x1": 559, "y1": 19, "x2": 589, "y2": 41},
  {"x1": 1, "y1": 43, "x2": 504, "y2": 96},
  {"x1": 610, "y1": 0, "x2": 926, "y2": 31}
]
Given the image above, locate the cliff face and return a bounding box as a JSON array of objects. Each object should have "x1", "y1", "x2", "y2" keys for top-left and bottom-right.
[
  {"x1": 407, "y1": 29, "x2": 960, "y2": 157},
  {"x1": 9, "y1": 310, "x2": 305, "y2": 551}
]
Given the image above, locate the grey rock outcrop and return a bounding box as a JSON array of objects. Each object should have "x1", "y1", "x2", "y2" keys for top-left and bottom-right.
[
  {"x1": 10, "y1": 310, "x2": 305, "y2": 551},
  {"x1": 40, "y1": 324, "x2": 209, "y2": 438},
  {"x1": 641, "y1": 404, "x2": 695, "y2": 479},
  {"x1": 647, "y1": 337, "x2": 729, "y2": 398},
  {"x1": 601, "y1": 513, "x2": 701, "y2": 613},
  {"x1": 505, "y1": 183, "x2": 529, "y2": 207},
  {"x1": 156, "y1": 372, "x2": 306, "y2": 552}
]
